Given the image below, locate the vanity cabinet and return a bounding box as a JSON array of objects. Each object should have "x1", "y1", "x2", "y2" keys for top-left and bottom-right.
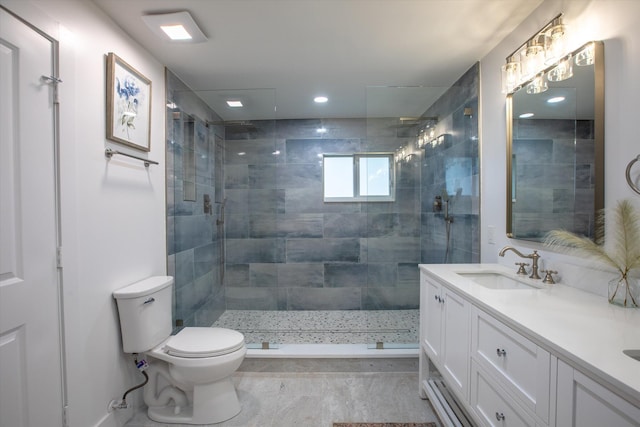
[
  {"x1": 556, "y1": 360, "x2": 640, "y2": 427},
  {"x1": 419, "y1": 266, "x2": 640, "y2": 427},
  {"x1": 421, "y1": 274, "x2": 470, "y2": 401}
]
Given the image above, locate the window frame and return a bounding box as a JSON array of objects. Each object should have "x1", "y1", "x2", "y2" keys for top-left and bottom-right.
[{"x1": 322, "y1": 152, "x2": 396, "y2": 203}]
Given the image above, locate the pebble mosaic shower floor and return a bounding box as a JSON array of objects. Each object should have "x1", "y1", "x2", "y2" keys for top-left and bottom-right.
[{"x1": 211, "y1": 310, "x2": 419, "y2": 346}]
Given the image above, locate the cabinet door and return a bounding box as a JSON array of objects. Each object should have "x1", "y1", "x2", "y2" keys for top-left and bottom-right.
[
  {"x1": 442, "y1": 287, "x2": 470, "y2": 400},
  {"x1": 556, "y1": 360, "x2": 640, "y2": 427},
  {"x1": 423, "y1": 278, "x2": 442, "y2": 360}
]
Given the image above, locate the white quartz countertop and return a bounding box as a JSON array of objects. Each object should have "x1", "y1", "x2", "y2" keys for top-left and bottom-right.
[{"x1": 419, "y1": 263, "x2": 640, "y2": 407}]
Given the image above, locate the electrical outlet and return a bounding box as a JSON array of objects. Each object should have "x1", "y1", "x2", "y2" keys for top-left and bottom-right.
[{"x1": 487, "y1": 225, "x2": 496, "y2": 245}]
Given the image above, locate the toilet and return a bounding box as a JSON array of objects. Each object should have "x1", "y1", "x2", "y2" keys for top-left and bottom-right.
[{"x1": 113, "y1": 276, "x2": 246, "y2": 425}]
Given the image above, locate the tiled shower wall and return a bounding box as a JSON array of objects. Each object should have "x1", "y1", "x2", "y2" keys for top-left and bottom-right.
[
  {"x1": 223, "y1": 118, "x2": 423, "y2": 310},
  {"x1": 166, "y1": 70, "x2": 226, "y2": 328}
]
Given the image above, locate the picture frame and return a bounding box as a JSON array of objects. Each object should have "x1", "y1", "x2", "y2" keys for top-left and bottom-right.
[{"x1": 106, "y1": 52, "x2": 152, "y2": 151}]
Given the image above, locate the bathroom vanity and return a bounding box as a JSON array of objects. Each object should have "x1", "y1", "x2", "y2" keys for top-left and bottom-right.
[{"x1": 418, "y1": 264, "x2": 640, "y2": 427}]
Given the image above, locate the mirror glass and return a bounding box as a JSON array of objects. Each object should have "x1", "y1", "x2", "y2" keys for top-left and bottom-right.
[{"x1": 506, "y1": 41, "x2": 604, "y2": 241}]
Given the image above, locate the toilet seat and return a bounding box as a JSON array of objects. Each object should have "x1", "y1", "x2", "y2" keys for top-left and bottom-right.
[{"x1": 164, "y1": 327, "x2": 245, "y2": 358}]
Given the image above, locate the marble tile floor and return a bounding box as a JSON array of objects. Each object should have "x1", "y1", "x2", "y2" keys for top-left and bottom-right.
[
  {"x1": 211, "y1": 310, "x2": 419, "y2": 346},
  {"x1": 124, "y1": 371, "x2": 441, "y2": 427}
]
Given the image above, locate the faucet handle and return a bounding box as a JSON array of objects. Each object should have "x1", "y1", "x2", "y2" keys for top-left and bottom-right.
[
  {"x1": 514, "y1": 262, "x2": 529, "y2": 275},
  {"x1": 541, "y1": 270, "x2": 558, "y2": 284}
]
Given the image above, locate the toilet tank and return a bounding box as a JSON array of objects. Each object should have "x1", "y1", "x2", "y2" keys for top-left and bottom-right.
[{"x1": 113, "y1": 276, "x2": 174, "y2": 353}]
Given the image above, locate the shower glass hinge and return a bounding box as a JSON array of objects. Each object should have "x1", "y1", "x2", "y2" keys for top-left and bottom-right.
[
  {"x1": 62, "y1": 405, "x2": 70, "y2": 427},
  {"x1": 376, "y1": 342, "x2": 384, "y2": 350},
  {"x1": 56, "y1": 247, "x2": 63, "y2": 269},
  {"x1": 261, "y1": 342, "x2": 270, "y2": 350}
]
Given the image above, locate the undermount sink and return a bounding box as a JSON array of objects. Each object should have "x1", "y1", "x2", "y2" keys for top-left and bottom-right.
[
  {"x1": 457, "y1": 272, "x2": 543, "y2": 290},
  {"x1": 623, "y1": 349, "x2": 640, "y2": 361}
]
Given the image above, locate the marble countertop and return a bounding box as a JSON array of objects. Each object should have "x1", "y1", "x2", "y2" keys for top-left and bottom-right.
[{"x1": 419, "y1": 263, "x2": 640, "y2": 407}]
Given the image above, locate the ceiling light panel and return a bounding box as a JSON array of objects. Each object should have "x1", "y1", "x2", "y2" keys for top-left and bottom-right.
[{"x1": 142, "y1": 11, "x2": 207, "y2": 43}]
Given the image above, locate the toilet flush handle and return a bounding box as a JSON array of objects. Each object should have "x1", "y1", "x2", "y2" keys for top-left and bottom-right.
[{"x1": 143, "y1": 297, "x2": 155, "y2": 305}]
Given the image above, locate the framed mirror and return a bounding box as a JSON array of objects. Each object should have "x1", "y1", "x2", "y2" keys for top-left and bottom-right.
[{"x1": 506, "y1": 41, "x2": 604, "y2": 241}]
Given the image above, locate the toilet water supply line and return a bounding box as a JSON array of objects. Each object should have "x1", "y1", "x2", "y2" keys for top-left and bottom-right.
[
  {"x1": 110, "y1": 355, "x2": 149, "y2": 410},
  {"x1": 110, "y1": 354, "x2": 188, "y2": 412}
]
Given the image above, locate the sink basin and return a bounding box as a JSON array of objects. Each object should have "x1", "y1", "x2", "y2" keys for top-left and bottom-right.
[
  {"x1": 623, "y1": 349, "x2": 640, "y2": 361},
  {"x1": 457, "y1": 272, "x2": 542, "y2": 290}
]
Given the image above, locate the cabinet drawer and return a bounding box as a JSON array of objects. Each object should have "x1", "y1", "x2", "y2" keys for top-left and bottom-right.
[
  {"x1": 470, "y1": 360, "x2": 538, "y2": 427},
  {"x1": 471, "y1": 307, "x2": 550, "y2": 422}
]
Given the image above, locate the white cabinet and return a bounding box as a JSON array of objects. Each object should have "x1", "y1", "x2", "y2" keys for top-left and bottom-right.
[
  {"x1": 419, "y1": 267, "x2": 640, "y2": 427},
  {"x1": 471, "y1": 307, "x2": 551, "y2": 424},
  {"x1": 421, "y1": 274, "x2": 470, "y2": 401},
  {"x1": 556, "y1": 360, "x2": 640, "y2": 427}
]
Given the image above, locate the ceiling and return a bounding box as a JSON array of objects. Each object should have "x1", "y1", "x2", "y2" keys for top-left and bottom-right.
[{"x1": 92, "y1": 0, "x2": 543, "y2": 120}]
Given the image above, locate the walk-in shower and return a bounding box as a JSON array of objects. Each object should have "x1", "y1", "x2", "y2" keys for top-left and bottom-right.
[{"x1": 165, "y1": 64, "x2": 480, "y2": 352}]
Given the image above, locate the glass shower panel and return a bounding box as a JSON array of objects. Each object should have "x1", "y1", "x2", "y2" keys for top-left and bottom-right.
[
  {"x1": 364, "y1": 74, "x2": 480, "y2": 348},
  {"x1": 198, "y1": 89, "x2": 280, "y2": 349}
]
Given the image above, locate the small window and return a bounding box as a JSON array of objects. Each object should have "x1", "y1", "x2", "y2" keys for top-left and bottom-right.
[{"x1": 323, "y1": 153, "x2": 395, "y2": 202}]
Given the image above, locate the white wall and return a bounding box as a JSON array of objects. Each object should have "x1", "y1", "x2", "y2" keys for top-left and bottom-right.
[
  {"x1": 480, "y1": 0, "x2": 640, "y2": 294},
  {"x1": 0, "y1": 1, "x2": 167, "y2": 426}
]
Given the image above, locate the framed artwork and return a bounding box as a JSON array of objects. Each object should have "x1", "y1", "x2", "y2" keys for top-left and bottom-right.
[{"x1": 106, "y1": 52, "x2": 152, "y2": 151}]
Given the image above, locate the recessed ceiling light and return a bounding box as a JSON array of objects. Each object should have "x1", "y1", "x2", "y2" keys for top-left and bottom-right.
[
  {"x1": 160, "y1": 24, "x2": 192, "y2": 40},
  {"x1": 142, "y1": 11, "x2": 207, "y2": 43},
  {"x1": 227, "y1": 100, "x2": 243, "y2": 108},
  {"x1": 519, "y1": 112, "x2": 535, "y2": 118},
  {"x1": 547, "y1": 96, "x2": 566, "y2": 103},
  {"x1": 314, "y1": 96, "x2": 328, "y2": 103}
]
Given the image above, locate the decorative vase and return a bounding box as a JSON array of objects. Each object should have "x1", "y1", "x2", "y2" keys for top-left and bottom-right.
[{"x1": 608, "y1": 275, "x2": 640, "y2": 308}]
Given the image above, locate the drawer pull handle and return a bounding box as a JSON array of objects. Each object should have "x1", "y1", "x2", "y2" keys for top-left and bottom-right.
[
  {"x1": 495, "y1": 412, "x2": 505, "y2": 421},
  {"x1": 496, "y1": 348, "x2": 507, "y2": 357}
]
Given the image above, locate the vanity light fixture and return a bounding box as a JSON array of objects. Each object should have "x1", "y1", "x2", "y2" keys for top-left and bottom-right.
[
  {"x1": 316, "y1": 127, "x2": 327, "y2": 133},
  {"x1": 544, "y1": 16, "x2": 567, "y2": 65},
  {"x1": 314, "y1": 96, "x2": 328, "y2": 103},
  {"x1": 226, "y1": 100, "x2": 243, "y2": 108},
  {"x1": 501, "y1": 14, "x2": 569, "y2": 93},
  {"x1": 142, "y1": 11, "x2": 207, "y2": 43}
]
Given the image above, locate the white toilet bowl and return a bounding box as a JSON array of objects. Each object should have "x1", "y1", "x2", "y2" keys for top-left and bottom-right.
[{"x1": 143, "y1": 327, "x2": 246, "y2": 425}]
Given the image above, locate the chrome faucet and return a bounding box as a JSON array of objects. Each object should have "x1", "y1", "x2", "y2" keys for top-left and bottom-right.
[{"x1": 499, "y1": 246, "x2": 541, "y2": 280}]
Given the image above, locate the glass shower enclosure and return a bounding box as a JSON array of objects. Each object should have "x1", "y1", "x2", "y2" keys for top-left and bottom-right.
[{"x1": 166, "y1": 63, "x2": 480, "y2": 350}]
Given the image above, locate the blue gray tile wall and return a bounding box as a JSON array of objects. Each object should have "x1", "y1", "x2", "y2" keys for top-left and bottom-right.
[
  {"x1": 223, "y1": 118, "x2": 426, "y2": 311},
  {"x1": 166, "y1": 70, "x2": 226, "y2": 328}
]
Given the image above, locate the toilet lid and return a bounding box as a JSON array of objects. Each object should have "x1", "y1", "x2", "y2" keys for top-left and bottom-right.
[{"x1": 164, "y1": 327, "x2": 245, "y2": 358}]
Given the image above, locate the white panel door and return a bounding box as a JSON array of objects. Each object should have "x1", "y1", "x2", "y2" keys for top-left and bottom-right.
[{"x1": 0, "y1": 7, "x2": 63, "y2": 427}]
